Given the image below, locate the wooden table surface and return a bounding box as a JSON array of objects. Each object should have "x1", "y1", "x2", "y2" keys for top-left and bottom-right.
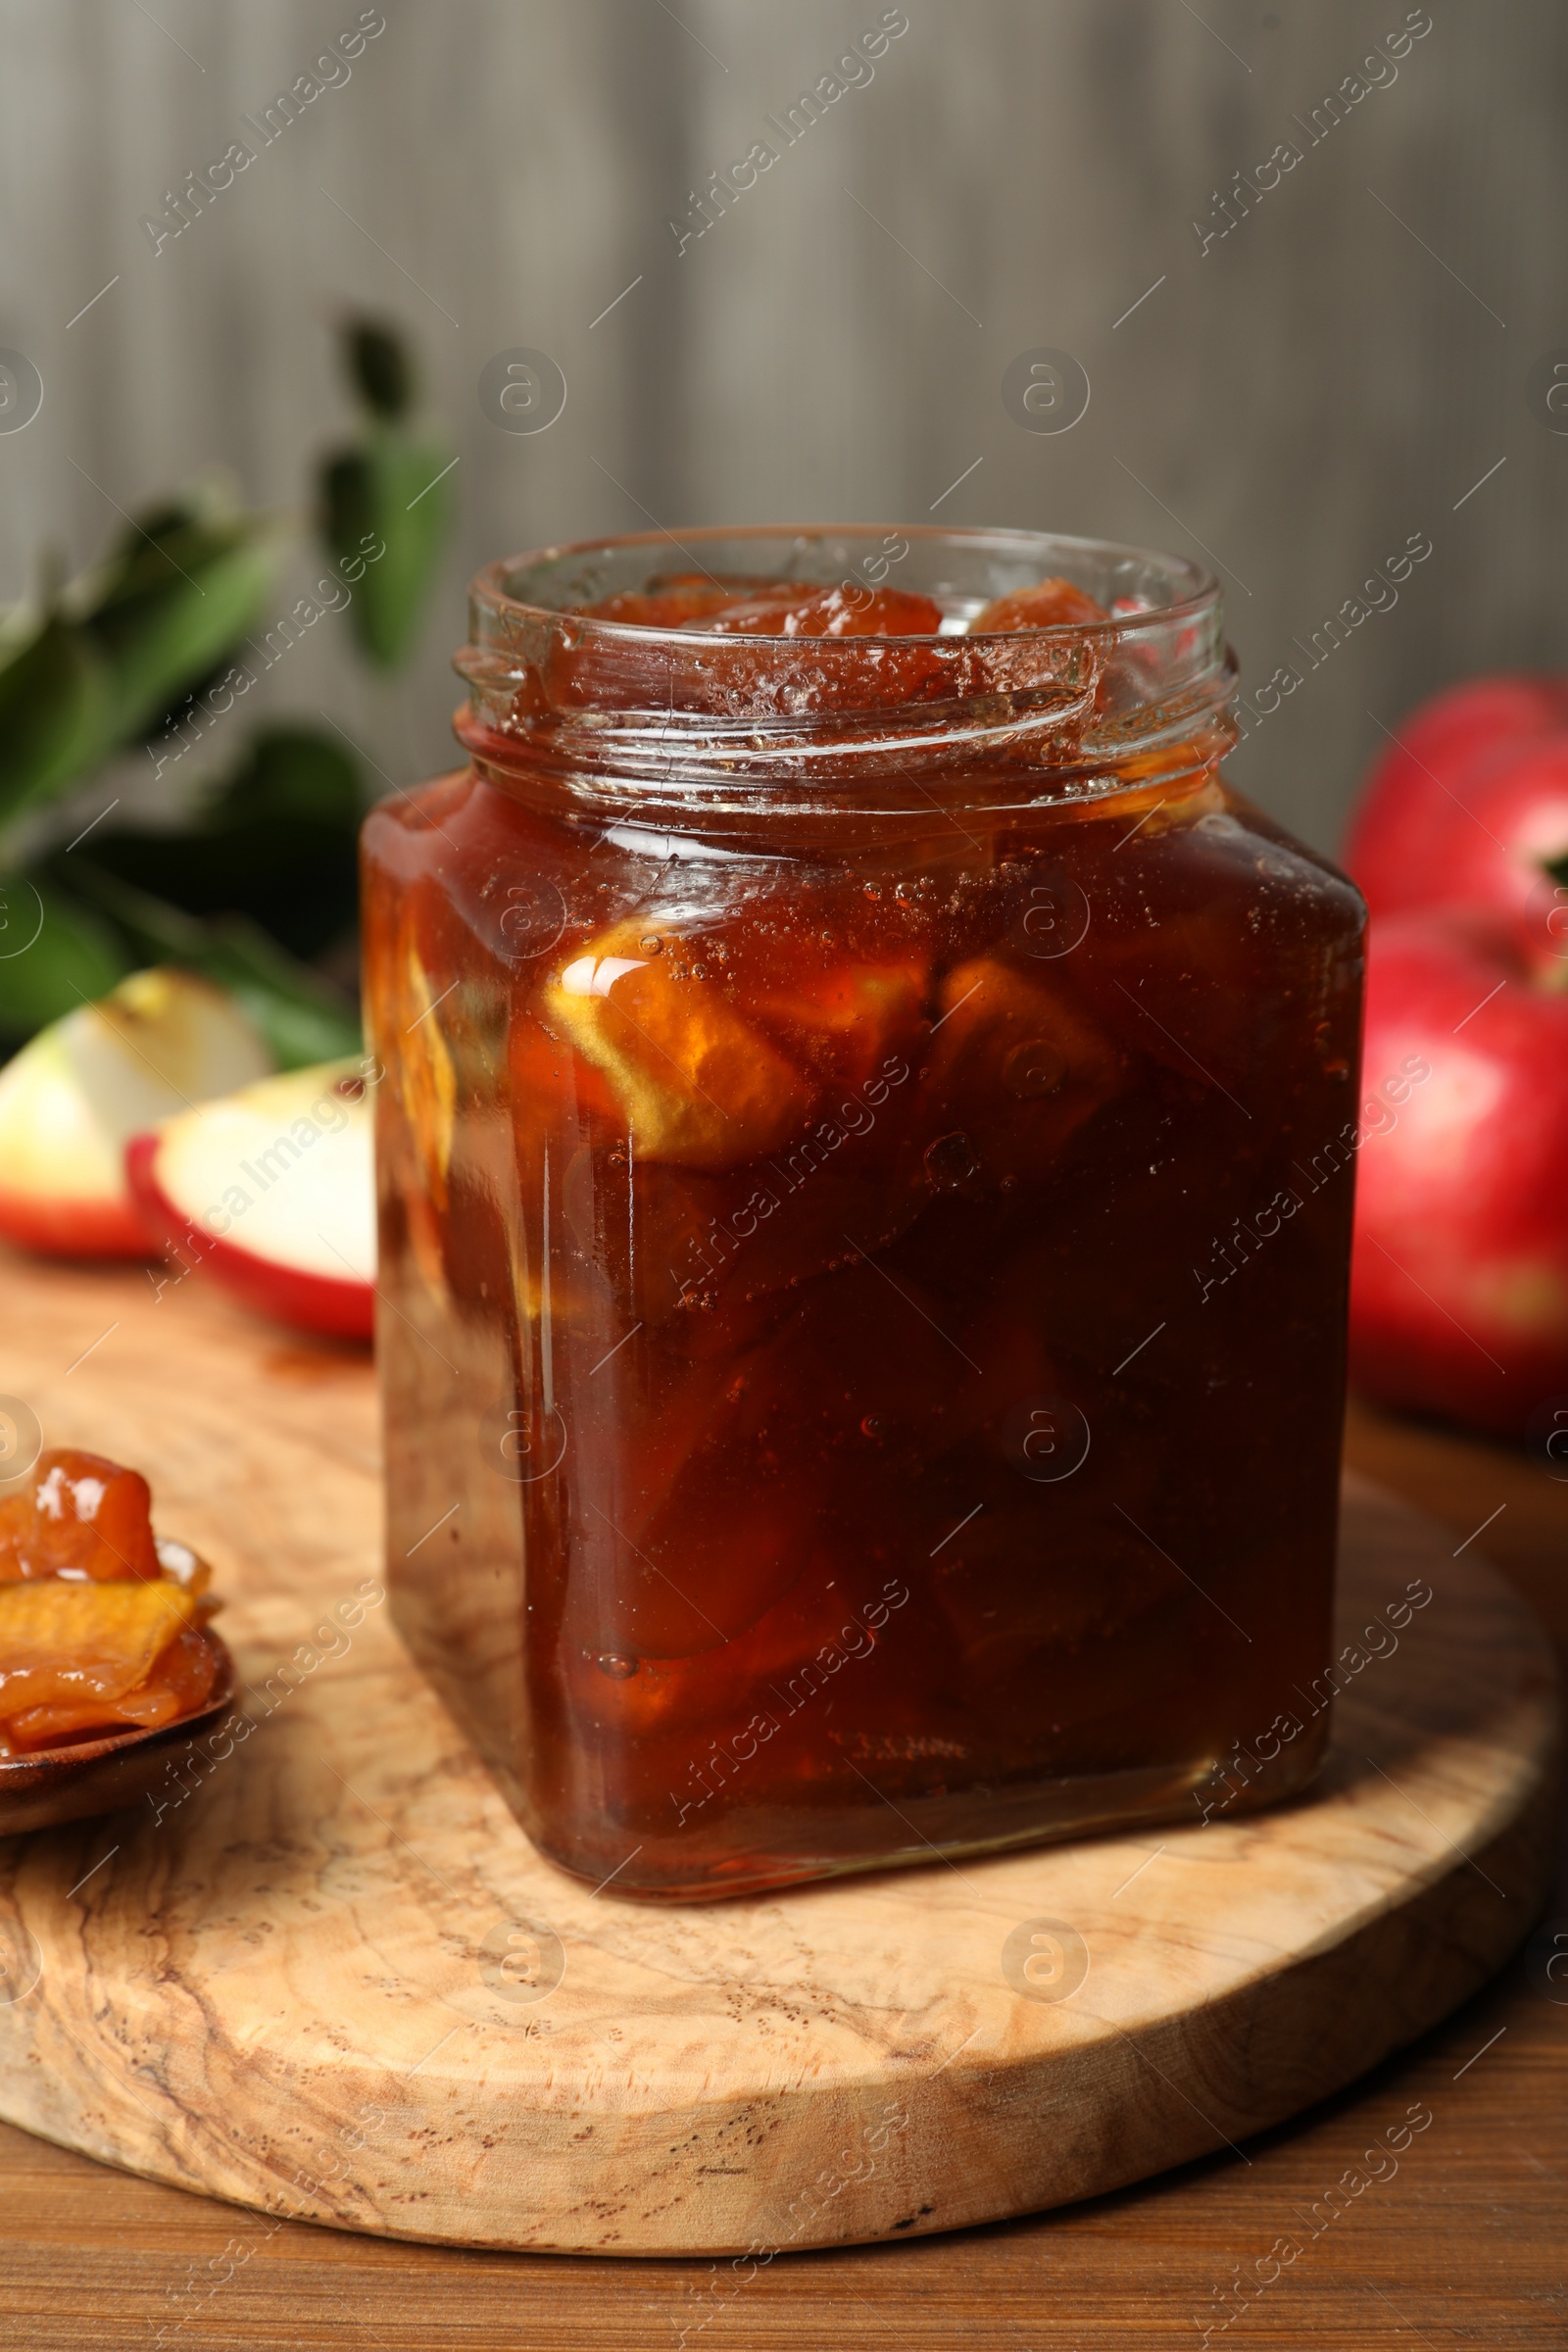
[{"x1": 0, "y1": 1259, "x2": 1563, "y2": 2350}]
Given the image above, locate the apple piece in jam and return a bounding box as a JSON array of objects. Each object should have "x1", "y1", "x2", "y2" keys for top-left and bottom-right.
[
  {"x1": 921, "y1": 958, "x2": 1124, "y2": 1186},
  {"x1": 574, "y1": 574, "x2": 785, "y2": 629},
  {"x1": 971, "y1": 578, "x2": 1110, "y2": 632},
  {"x1": 0, "y1": 1447, "x2": 161, "y2": 1582},
  {"x1": 543, "y1": 920, "x2": 817, "y2": 1169},
  {"x1": 693, "y1": 583, "x2": 945, "y2": 638},
  {"x1": 572, "y1": 577, "x2": 946, "y2": 639},
  {"x1": 0, "y1": 1446, "x2": 222, "y2": 1753}
]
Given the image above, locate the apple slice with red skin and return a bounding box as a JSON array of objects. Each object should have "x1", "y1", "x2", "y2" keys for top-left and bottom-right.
[
  {"x1": 127, "y1": 1059, "x2": 374, "y2": 1341},
  {"x1": 1348, "y1": 908, "x2": 1568, "y2": 1437},
  {"x1": 0, "y1": 969, "x2": 273, "y2": 1259}
]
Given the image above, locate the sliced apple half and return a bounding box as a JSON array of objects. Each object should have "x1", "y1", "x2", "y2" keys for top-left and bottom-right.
[
  {"x1": 127, "y1": 1058, "x2": 375, "y2": 1340},
  {"x1": 0, "y1": 968, "x2": 273, "y2": 1258}
]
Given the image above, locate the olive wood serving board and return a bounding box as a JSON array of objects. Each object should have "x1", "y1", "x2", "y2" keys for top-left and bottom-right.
[{"x1": 0, "y1": 1254, "x2": 1557, "y2": 2257}]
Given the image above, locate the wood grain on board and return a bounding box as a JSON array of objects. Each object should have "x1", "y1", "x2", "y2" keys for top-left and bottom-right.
[{"x1": 0, "y1": 1254, "x2": 1555, "y2": 2279}]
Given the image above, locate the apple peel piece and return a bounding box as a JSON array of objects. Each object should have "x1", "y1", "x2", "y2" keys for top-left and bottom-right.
[{"x1": 128, "y1": 1057, "x2": 374, "y2": 1340}]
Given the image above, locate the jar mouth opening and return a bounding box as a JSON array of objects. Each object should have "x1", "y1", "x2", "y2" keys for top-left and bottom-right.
[
  {"x1": 456, "y1": 524, "x2": 1234, "y2": 821},
  {"x1": 471, "y1": 522, "x2": 1220, "y2": 646}
]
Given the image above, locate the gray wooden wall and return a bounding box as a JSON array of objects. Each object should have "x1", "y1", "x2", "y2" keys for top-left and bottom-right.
[{"x1": 2, "y1": 0, "x2": 1564, "y2": 851}]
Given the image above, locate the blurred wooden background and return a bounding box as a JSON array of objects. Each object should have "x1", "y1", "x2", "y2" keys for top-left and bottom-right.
[{"x1": 1, "y1": 0, "x2": 1565, "y2": 850}]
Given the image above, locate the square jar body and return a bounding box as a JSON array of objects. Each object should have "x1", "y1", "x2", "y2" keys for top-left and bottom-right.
[{"x1": 365, "y1": 747, "x2": 1365, "y2": 1900}]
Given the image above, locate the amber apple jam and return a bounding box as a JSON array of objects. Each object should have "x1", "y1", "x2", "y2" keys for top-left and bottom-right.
[{"x1": 364, "y1": 526, "x2": 1365, "y2": 1899}]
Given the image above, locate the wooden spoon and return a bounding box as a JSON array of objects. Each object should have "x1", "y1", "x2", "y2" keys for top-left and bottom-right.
[{"x1": 0, "y1": 1633, "x2": 237, "y2": 1835}]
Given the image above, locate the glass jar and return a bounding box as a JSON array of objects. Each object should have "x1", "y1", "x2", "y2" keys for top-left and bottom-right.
[{"x1": 363, "y1": 525, "x2": 1365, "y2": 1901}]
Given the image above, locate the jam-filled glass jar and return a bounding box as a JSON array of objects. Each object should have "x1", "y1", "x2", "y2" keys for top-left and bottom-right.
[{"x1": 363, "y1": 525, "x2": 1365, "y2": 1900}]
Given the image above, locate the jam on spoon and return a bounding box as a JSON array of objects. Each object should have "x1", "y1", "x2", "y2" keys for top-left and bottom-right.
[{"x1": 0, "y1": 1446, "x2": 223, "y2": 1754}]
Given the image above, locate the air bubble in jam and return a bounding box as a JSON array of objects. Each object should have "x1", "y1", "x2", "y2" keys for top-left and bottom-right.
[
  {"x1": 597, "y1": 1653, "x2": 639, "y2": 1681},
  {"x1": 924, "y1": 1131, "x2": 978, "y2": 1188},
  {"x1": 1004, "y1": 1039, "x2": 1068, "y2": 1099}
]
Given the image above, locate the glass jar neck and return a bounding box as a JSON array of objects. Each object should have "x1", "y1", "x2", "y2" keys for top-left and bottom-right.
[{"x1": 451, "y1": 525, "x2": 1238, "y2": 837}]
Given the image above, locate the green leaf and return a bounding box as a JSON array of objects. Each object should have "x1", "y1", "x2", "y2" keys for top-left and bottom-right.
[
  {"x1": 65, "y1": 864, "x2": 360, "y2": 1070},
  {"x1": 67, "y1": 726, "x2": 363, "y2": 959},
  {"x1": 1544, "y1": 849, "x2": 1568, "y2": 890},
  {"x1": 194, "y1": 917, "x2": 362, "y2": 1068},
  {"x1": 0, "y1": 499, "x2": 280, "y2": 839},
  {"x1": 320, "y1": 431, "x2": 453, "y2": 670},
  {"x1": 343, "y1": 317, "x2": 416, "y2": 421},
  {"x1": 0, "y1": 874, "x2": 131, "y2": 1042},
  {"x1": 82, "y1": 510, "x2": 279, "y2": 746},
  {"x1": 0, "y1": 613, "x2": 112, "y2": 830},
  {"x1": 213, "y1": 724, "x2": 362, "y2": 830}
]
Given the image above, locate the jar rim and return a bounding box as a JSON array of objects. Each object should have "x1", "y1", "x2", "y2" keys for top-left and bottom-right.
[
  {"x1": 470, "y1": 522, "x2": 1220, "y2": 644},
  {"x1": 455, "y1": 524, "x2": 1235, "y2": 825}
]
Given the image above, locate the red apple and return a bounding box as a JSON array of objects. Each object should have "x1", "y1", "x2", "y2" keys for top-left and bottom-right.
[
  {"x1": 1348, "y1": 909, "x2": 1568, "y2": 1436},
  {"x1": 1345, "y1": 673, "x2": 1568, "y2": 929},
  {"x1": 127, "y1": 1059, "x2": 374, "y2": 1340},
  {"x1": 0, "y1": 969, "x2": 272, "y2": 1258}
]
